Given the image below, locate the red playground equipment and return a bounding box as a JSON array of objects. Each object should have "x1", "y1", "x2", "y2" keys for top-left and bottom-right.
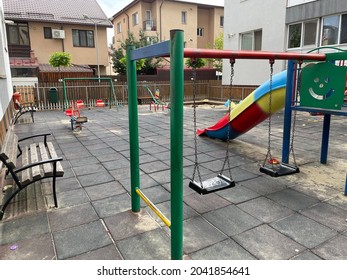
[{"x1": 65, "y1": 100, "x2": 88, "y2": 131}]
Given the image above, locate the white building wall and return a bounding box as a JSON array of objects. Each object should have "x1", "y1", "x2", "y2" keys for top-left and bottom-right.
[
  {"x1": 223, "y1": 0, "x2": 287, "y2": 86},
  {"x1": 0, "y1": 0, "x2": 13, "y2": 119}
]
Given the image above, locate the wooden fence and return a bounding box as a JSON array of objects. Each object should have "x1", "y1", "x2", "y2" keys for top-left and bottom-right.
[{"x1": 15, "y1": 80, "x2": 257, "y2": 110}]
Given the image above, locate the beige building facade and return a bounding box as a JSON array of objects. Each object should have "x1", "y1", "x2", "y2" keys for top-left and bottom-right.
[{"x1": 111, "y1": 0, "x2": 224, "y2": 50}]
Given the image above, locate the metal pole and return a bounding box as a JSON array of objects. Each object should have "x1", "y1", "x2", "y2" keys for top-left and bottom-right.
[
  {"x1": 170, "y1": 29, "x2": 184, "y2": 260},
  {"x1": 94, "y1": 22, "x2": 100, "y2": 83},
  {"x1": 282, "y1": 60, "x2": 294, "y2": 163},
  {"x1": 126, "y1": 45, "x2": 141, "y2": 212},
  {"x1": 320, "y1": 114, "x2": 331, "y2": 164}
]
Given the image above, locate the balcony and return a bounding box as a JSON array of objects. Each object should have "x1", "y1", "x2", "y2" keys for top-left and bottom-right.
[{"x1": 143, "y1": 20, "x2": 157, "y2": 31}]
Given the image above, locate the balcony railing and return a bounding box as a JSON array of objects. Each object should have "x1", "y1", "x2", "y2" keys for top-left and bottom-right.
[{"x1": 143, "y1": 20, "x2": 157, "y2": 31}]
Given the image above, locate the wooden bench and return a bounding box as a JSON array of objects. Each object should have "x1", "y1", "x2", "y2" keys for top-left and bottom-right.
[
  {"x1": 0, "y1": 126, "x2": 64, "y2": 220},
  {"x1": 13, "y1": 101, "x2": 37, "y2": 124}
]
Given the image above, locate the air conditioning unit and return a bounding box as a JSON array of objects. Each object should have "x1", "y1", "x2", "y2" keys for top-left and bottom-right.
[{"x1": 52, "y1": 29, "x2": 65, "y2": 39}]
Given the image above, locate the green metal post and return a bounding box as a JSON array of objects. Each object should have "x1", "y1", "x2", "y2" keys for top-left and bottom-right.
[
  {"x1": 170, "y1": 29, "x2": 184, "y2": 260},
  {"x1": 109, "y1": 80, "x2": 112, "y2": 109},
  {"x1": 126, "y1": 45, "x2": 141, "y2": 212},
  {"x1": 62, "y1": 80, "x2": 67, "y2": 111}
]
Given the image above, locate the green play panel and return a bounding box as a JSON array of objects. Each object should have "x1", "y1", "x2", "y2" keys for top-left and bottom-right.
[{"x1": 300, "y1": 62, "x2": 347, "y2": 110}]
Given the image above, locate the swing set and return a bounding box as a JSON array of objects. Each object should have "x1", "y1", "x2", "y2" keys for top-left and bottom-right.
[{"x1": 126, "y1": 29, "x2": 346, "y2": 260}]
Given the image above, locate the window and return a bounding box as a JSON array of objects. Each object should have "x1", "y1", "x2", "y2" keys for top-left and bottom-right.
[
  {"x1": 117, "y1": 22, "x2": 122, "y2": 34},
  {"x1": 288, "y1": 20, "x2": 318, "y2": 48},
  {"x1": 220, "y1": 16, "x2": 224, "y2": 27},
  {"x1": 145, "y1": 10, "x2": 152, "y2": 21},
  {"x1": 7, "y1": 23, "x2": 30, "y2": 46},
  {"x1": 181, "y1": 11, "x2": 187, "y2": 24},
  {"x1": 72, "y1": 29, "x2": 94, "y2": 47},
  {"x1": 132, "y1": 12, "x2": 139, "y2": 26},
  {"x1": 303, "y1": 20, "x2": 317, "y2": 45},
  {"x1": 197, "y1": 28, "x2": 204, "y2": 37},
  {"x1": 321, "y1": 15, "x2": 339, "y2": 45},
  {"x1": 44, "y1": 27, "x2": 52, "y2": 39},
  {"x1": 240, "y1": 30, "x2": 262, "y2": 50},
  {"x1": 341, "y1": 14, "x2": 347, "y2": 44},
  {"x1": 288, "y1": 23, "x2": 302, "y2": 48}
]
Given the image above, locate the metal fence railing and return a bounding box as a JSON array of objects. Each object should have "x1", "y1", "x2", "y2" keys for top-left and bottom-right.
[{"x1": 15, "y1": 81, "x2": 257, "y2": 110}]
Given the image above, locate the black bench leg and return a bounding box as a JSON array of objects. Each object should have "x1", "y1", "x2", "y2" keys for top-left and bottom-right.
[{"x1": 52, "y1": 163, "x2": 58, "y2": 208}]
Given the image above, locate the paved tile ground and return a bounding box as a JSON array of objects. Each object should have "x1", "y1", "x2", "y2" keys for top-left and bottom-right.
[{"x1": 0, "y1": 104, "x2": 346, "y2": 260}]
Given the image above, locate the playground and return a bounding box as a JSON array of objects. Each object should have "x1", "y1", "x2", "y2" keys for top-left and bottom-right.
[
  {"x1": 0, "y1": 30, "x2": 346, "y2": 260},
  {"x1": 0, "y1": 105, "x2": 346, "y2": 260}
]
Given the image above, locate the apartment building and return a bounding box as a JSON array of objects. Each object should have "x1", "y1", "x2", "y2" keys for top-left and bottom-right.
[
  {"x1": 111, "y1": 0, "x2": 224, "y2": 50},
  {"x1": 223, "y1": 0, "x2": 347, "y2": 86},
  {"x1": 3, "y1": 0, "x2": 112, "y2": 83}
]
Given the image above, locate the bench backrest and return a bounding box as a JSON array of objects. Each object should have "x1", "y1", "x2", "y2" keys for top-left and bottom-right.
[{"x1": 0, "y1": 127, "x2": 18, "y2": 170}]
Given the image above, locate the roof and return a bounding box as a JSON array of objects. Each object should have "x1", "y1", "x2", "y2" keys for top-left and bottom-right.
[
  {"x1": 3, "y1": 0, "x2": 113, "y2": 27},
  {"x1": 39, "y1": 64, "x2": 93, "y2": 72}
]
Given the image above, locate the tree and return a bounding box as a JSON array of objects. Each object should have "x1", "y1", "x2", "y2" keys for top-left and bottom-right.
[
  {"x1": 112, "y1": 30, "x2": 162, "y2": 75},
  {"x1": 49, "y1": 52, "x2": 72, "y2": 80},
  {"x1": 185, "y1": 58, "x2": 206, "y2": 69}
]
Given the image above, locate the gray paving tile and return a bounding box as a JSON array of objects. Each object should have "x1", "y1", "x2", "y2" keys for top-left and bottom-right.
[
  {"x1": 52, "y1": 177, "x2": 81, "y2": 193},
  {"x1": 301, "y1": 202, "x2": 347, "y2": 232},
  {"x1": 217, "y1": 185, "x2": 260, "y2": 204},
  {"x1": 140, "y1": 160, "x2": 170, "y2": 173},
  {"x1": 203, "y1": 205, "x2": 262, "y2": 236},
  {"x1": 68, "y1": 244, "x2": 123, "y2": 260},
  {"x1": 116, "y1": 228, "x2": 171, "y2": 260},
  {"x1": 48, "y1": 203, "x2": 98, "y2": 232},
  {"x1": 183, "y1": 216, "x2": 227, "y2": 254},
  {"x1": 0, "y1": 212, "x2": 49, "y2": 245},
  {"x1": 73, "y1": 163, "x2": 107, "y2": 176},
  {"x1": 68, "y1": 156, "x2": 100, "y2": 167},
  {"x1": 313, "y1": 235, "x2": 347, "y2": 260},
  {"x1": 53, "y1": 220, "x2": 112, "y2": 259},
  {"x1": 78, "y1": 171, "x2": 115, "y2": 187},
  {"x1": 138, "y1": 185, "x2": 171, "y2": 206},
  {"x1": 241, "y1": 176, "x2": 288, "y2": 195},
  {"x1": 55, "y1": 188, "x2": 90, "y2": 208},
  {"x1": 92, "y1": 193, "x2": 131, "y2": 218},
  {"x1": 104, "y1": 209, "x2": 159, "y2": 241},
  {"x1": 238, "y1": 197, "x2": 294, "y2": 223},
  {"x1": 234, "y1": 224, "x2": 305, "y2": 260},
  {"x1": 0, "y1": 233, "x2": 55, "y2": 260},
  {"x1": 271, "y1": 214, "x2": 338, "y2": 249},
  {"x1": 291, "y1": 182, "x2": 341, "y2": 201},
  {"x1": 85, "y1": 181, "x2": 127, "y2": 201},
  {"x1": 326, "y1": 194, "x2": 347, "y2": 211},
  {"x1": 291, "y1": 250, "x2": 323, "y2": 260},
  {"x1": 184, "y1": 192, "x2": 231, "y2": 214},
  {"x1": 267, "y1": 188, "x2": 320, "y2": 211},
  {"x1": 190, "y1": 239, "x2": 256, "y2": 260},
  {"x1": 232, "y1": 166, "x2": 260, "y2": 182}
]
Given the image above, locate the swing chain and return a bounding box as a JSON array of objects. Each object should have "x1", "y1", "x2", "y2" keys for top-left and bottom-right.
[
  {"x1": 191, "y1": 59, "x2": 203, "y2": 186},
  {"x1": 220, "y1": 59, "x2": 235, "y2": 178},
  {"x1": 263, "y1": 59, "x2": 275, "y2": 167},
  {"x1": 290, "y1": 61, "x2": 302, "y2": 166}
]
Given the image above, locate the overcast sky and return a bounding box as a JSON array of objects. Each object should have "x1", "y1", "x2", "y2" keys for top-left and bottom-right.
[{"x1": 96, "y1": 0, "x2": 224, "y2": 44}]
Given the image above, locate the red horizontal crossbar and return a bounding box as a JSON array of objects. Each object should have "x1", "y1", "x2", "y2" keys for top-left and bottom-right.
[{"x1": 184, "y1": 48, "x2": 326, "y2": 61}]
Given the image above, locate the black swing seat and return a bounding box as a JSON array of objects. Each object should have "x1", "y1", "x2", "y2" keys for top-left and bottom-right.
[
  {"x1": 260, "y1": 162, "x2": 299, "y2": 177},
  {"x1": 189, "y1": 174, "x2": 235, "y2": 195}
]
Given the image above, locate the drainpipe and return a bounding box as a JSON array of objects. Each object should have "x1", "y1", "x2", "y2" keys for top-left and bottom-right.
[
  {"x1": 125, "y1": 12, "x2": 130, "y2": 33},
  {"x1": 60, "y1": 25, "x2": 65, "y2": 52},
  {"x1": 159, "y1": 0, "x2": 164, "y2": 41}
]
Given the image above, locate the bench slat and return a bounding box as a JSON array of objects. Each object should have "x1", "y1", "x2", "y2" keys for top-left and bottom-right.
[
  {"x1": 30, "y1": 143, "x2": 42, "y2": 181},
  {"x1": 0, "y1": 128, "x2": 14, "y2": 160},
  {"x1": 21, "y1": 146, "x2": 31, "y2": 185},
  {"x1": 47, "y1": 142, "x2": 64, "y2": 176},
  {"x1": 8, "y1": 134, "x2": 18, "y2": 168},
  {"x1": 39, "y1": 142, "x2": 53, "y2": 176}
]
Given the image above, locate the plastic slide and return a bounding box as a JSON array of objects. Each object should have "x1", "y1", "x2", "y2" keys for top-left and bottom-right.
[{"x1": 197, "y1": 70, "x2": 287, "y2": 140}]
